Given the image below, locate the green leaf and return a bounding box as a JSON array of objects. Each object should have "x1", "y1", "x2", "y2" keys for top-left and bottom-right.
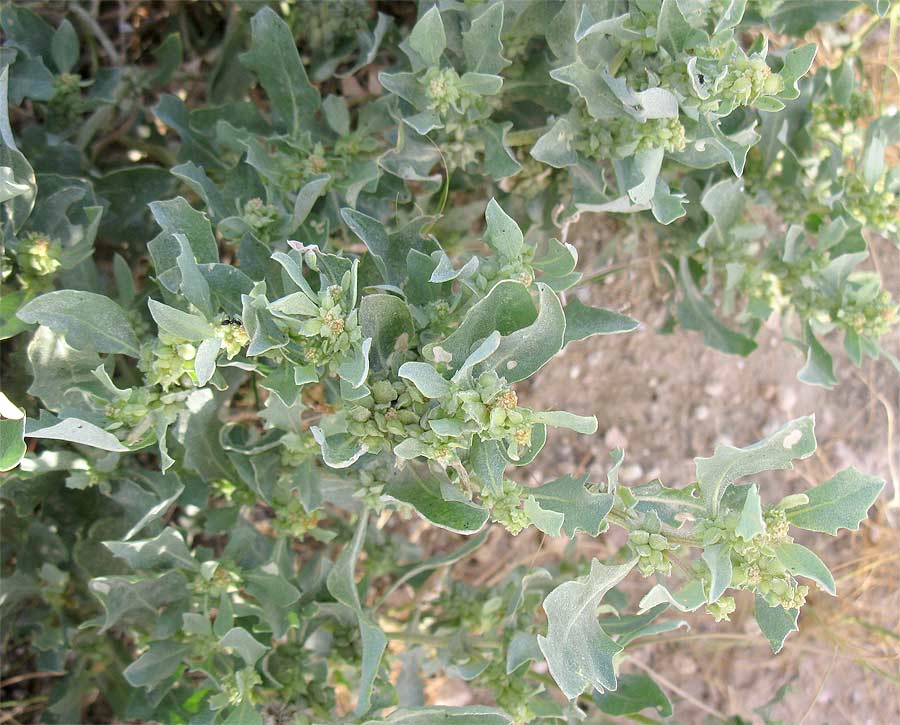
[
  {"x1": 531, "y1": 118, "x2": 578, "y2": 168},
  {"x1": 123, "y1": 641, "x2": 189, "y2": 689},
  {"x1": 0, "y1": 416, "x2": 25, "y2": 473},
  {"x1": 632, "y1": 480, "x2": 704, "y2": 527},
  {"x1": 0, "y1": 166, "x2": 31, "y2": 202},
  {"x1": 563, "y1": 299, "x2": 639, "y2": 344},
  {"x1": 462, "y1": 2, "x2": 508, "y2": 75},
  {"x1": 222, "y1": 699, "x2": 263, "y2": 725},
  {"x1": 786, "y1": 467, "x2": 884, "y2": 535},
  {"x1": 175, "y1": 234, "x2": 214, "y2": 319},
  {"x1": 779, "y1": 43, "x2": 817, "y2": 100},
  {"x1": 326, "y1": 515, "x2": 387, "y2": 715},
  {"x1": 25, "y1": 415, "x2": 129, "y2": 452},
  {"x1": 797, "y1": 322, "x2": 837, "y2": 389},
  {"x1": 148, "y1": 197, "x2": 219, "y2": 278},
  {"x1": 755, "y1": 594, "x2": 799, "y2": 654},
  {"x1": 438, "y1": 281, "x2": 536, "y2": 373},
  {"x1": 363, "y1": 706, "x2": 513, "y2": 724},
  {"x1": 480, "y1": 284, "x2": 565, "y2": 383},
  {"x1": 360, "y1": 293, "x2": 416, "y2": 371},
  {"x1": 550, "y1": 59, "x2": 623, "y2": 120},
  {"x1": 529, "y1": 474, "x2": 614, "y2": 537},
  {"x1": 269, "y1": 290, "x2": 320, "y2": 318},
  {"x1": 342, "y1": 211, "x2": 429, "y2": 288},
  {"x1": 506, "y1": 631, "x2": 543, "y2": 674},
  {"x1": 677, "y1": 259, "x2": 757, "y2": 357},
  {"x1": 50, "y1": 18, "x2": 78, "y2": 74},
  {"x1": 638, "y1": 580, "x2": 706, "y2": 613},
  {"x1": 25, "y1": 326, "x2": 103, "y2": 411},
  {"x1": 170, "y1": 162, "x2": 228, "y2": 221},
  {"x1": 194, "y1": 337, "x2": 221, "y2": 386},
  {"x1": 338, "y1": 338, "x2": 372, "y2": 390},
  {"x1": 594, "y1": 673, "x2": 673, "y2": 718},
  {"x1": 702, "y1": 542, "x2": 733, "y2": 603},
  {"x1": 0, "y1": 394, "x2": 25, "y2": 473},
  {"x1": 384, "y1": 466, "x2": 489, "y2": 535},
  {"x1": 243, "y1": 571, "x2": 300, "y2": 638},
  {"x1": 0, "y1": 146, "x2": 35, "y2": 231},
  {"x1": 532, "y1": 410, "x2": 598, "y2": 435},
  {"x1": 606, "y1": 448, "x2": 624, "y2": 495},
  {"x1": 310, "y1": 427, "x2": 367, "y2": 469},
  {"x1": 656, "y1": 0, "x2": 696, "y2": 56},
  {"x1": 482, "y1": 123, "x2": 522, "y2": 180},
  {"x1": 483, "y1": 198, "x2": 524, "y2": 259},
  {"x1": 409, "y1": 6, "x2": 446, "y2": 67},
  {"x1": 88, "y1": 572, "x2": 188, "y2": 633},
  {"x1": 523, "y1": 496, "x2": 565, "y2": 537},
  {"x1": 398, "y1": 361, "x2": 451, "y2": 399},
  {"x1": 452, "y1": 331, "x2": 501, "y2": 382},
  {"x1": 148, "y1": 299, "x2": 215, "y2": 342},
  {"x1": 105, "y1": 529, "x2": 198, "y2": 572},
  {"x1": 735, "y1": 484, "x2": 766, "y2": 540},
  {"x1": 240, "y1": 6, "x2": 320, "y2": 134},
  {"x1": 470, "y1": 438, "x2": 506, "y2": 495},
  {"x1": 219, "y1": 627, "x2": 269, "y2": 666},
  {"x1": 538, "y1": 559, "x2": 635, "y2": 699},
  {"x1": 696, "y1": 416, "x2": 816, "y2": 515},
  {"x1": 18, "y1": 291, "x2": 139, "y2": 357},
  {"x1": 774, "y1": 542, "x2": 836, "y2": 595}
]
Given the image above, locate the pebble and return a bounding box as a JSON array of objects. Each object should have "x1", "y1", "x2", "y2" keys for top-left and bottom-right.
[
  {"x1": 779, "y1": 386, "x2": 798, "y2": 413},
  {"x1": 604, "y1": 426, "x2": 628, "y2": 449},
  {"x1": 694, "y1": 404, "x2": 710, "y2": 421},
  {"x1": 620, "y1": 463, "x2": 644, "y2": 482},
  {"x1": 704, "y1": 382, "x2": 724, "y2": 397}
]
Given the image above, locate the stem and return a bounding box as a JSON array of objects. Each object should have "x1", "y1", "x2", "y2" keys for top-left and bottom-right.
[
  {"x1": 608, "y1": 503, "x2": 700, "y2": 547},
  {"x1": 385, "y1": 631, "x2": 500, "y2": 650},
  {"x1": 608, "y1": 47, "x2": 629, "y2": 77},
  {"x1": 68, "y1": 4, "x2": 123, "y2": 66},
  {"x1": 847, "y1": 12, "x2": 884, "y2": 57},
  {"x1": 505, "y1": 127, "x2": 547, "y2": 147}
]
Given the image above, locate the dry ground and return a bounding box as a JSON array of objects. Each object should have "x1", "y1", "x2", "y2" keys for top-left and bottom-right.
[{"x1": 466, "y1": 219, "x2": 900, "y2": 723}]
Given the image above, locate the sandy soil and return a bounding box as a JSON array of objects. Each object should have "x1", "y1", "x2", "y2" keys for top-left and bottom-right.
[{"x1": 498, "y1": 220, "x2": 900, "y2": 723}]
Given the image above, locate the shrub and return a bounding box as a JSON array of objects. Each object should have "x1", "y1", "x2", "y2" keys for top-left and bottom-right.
[{"x1": 0, "y1": 2, "x2": 893, "y2": 722}]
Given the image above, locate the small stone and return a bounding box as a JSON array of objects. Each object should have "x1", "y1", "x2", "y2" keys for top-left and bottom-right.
[
  {"x1": 779, "y1": 386, "x2": 798, "y2": 414},
  {"x1": 694, "y1": 405, "x2": 710, "y2": 421},
  {"x1": 620, "y1": 463, "x2": 643, "y2": 483},
  {"x1": 704, "y1": 382, "x2": 724, "y2": 397},
  {"x1": 604, "y1": 426, "x2": 628, "y2": 449}
]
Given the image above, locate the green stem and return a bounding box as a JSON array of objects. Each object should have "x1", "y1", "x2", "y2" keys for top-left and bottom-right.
[
  {"x1": 608, "y1": 501, "x2": 699, "y2": 547},
  {"x1": 505, "y1": 127, "x2": 547, "y2": 147},
  {"x1": 608, "y1": 47, "x2": 629, "y2": 77},
  {"x1": 385, "y1": 631, "x2": 500, "y2": 650}
]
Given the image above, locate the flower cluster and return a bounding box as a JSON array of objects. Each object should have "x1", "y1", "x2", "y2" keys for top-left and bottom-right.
[
  {"x1": 575, "y1": 113, "x2": 687, "y2": 160},
  {"x1": 139, "y1": 333, "x2": 200, "y2": 390},
  {"x1": 482, "y1": 479, "x2": 530, "y2": 535},
  {"x1": 15, "y1": 232, "x2": 62, "y2": 282},
  {"x1": 216, "y1": 321, "x2": 251, "y2": 359},
  {"x1": 697, "y1": 506, "x2": 810, "y2": 612},
  {"x1": 630, "y1": 528, "x2": 679, "y2": 576}
]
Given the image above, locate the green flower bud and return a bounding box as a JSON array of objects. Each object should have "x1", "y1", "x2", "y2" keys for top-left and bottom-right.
[
  {"x1": 17, "y1": 232, "x2": 62, "y2": 280},
  {"x1": 706, "y1": 595, "x2": 736, "y2": 622}
]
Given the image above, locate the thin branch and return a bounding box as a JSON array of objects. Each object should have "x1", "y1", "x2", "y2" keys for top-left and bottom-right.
[
  {"x1": 68, "y1": 3, "x2": 123, "y2": 66},
  {"x1": 630, "y1": 658, "x2": 729, "y2": 721}
]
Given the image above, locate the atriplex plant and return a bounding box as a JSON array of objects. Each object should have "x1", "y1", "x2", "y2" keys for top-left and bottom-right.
[{"x1": 0, "y1": 1, "x2": 893, "y2": 723}]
